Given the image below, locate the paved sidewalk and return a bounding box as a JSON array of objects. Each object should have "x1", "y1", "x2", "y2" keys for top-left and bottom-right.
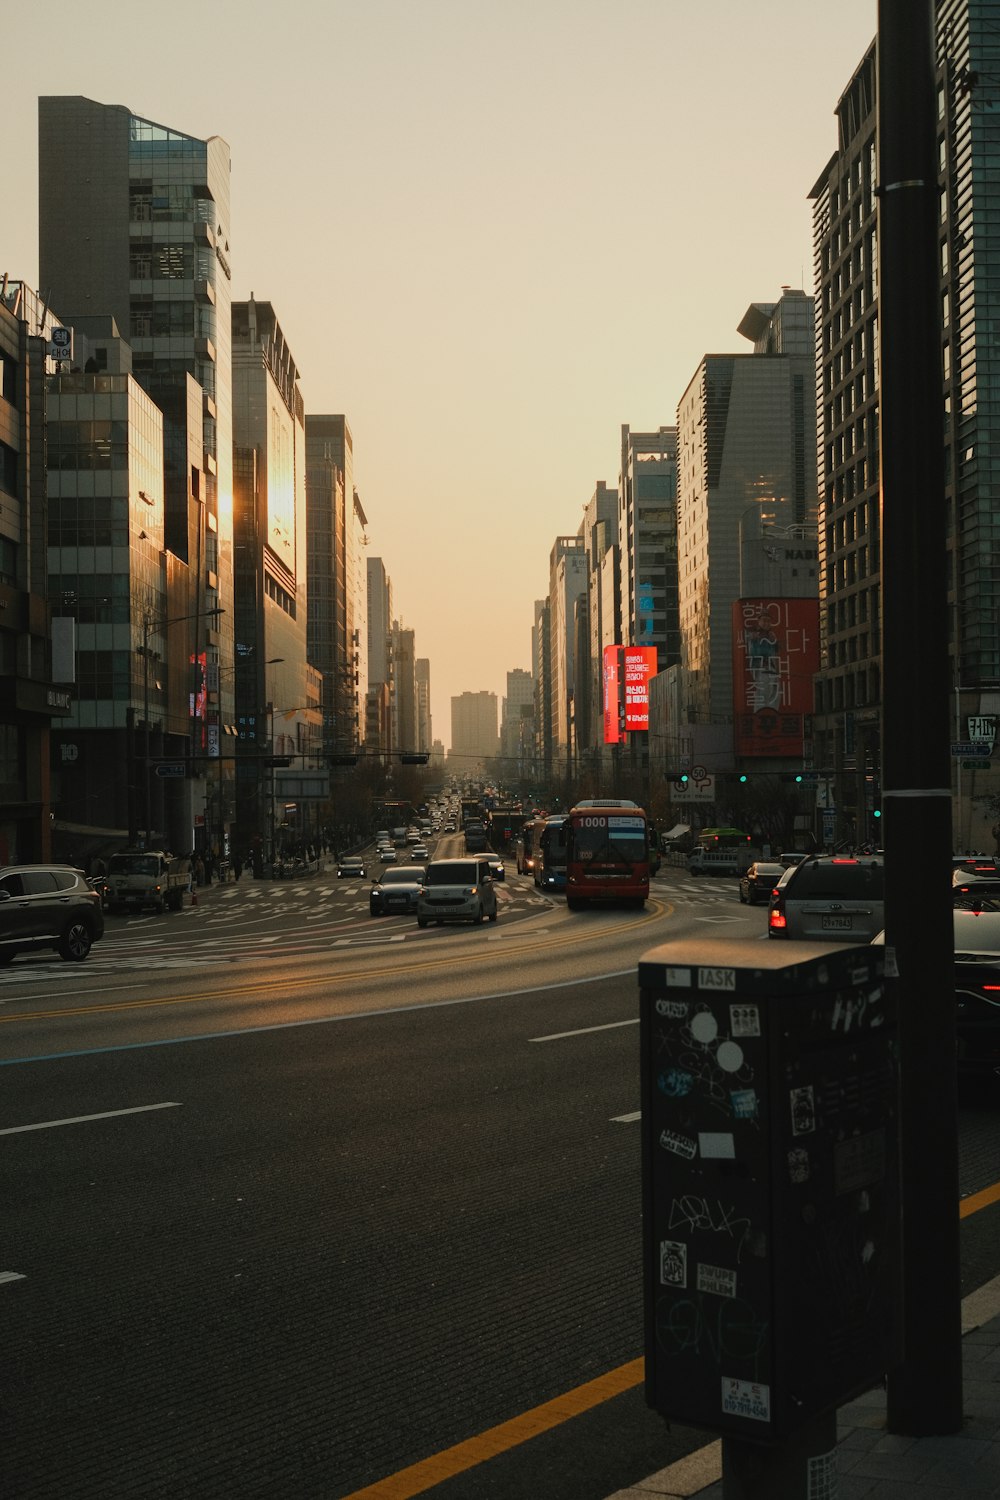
[{"x1": 607, "y1": 1276, "x2": 1000, "y2": 1499}]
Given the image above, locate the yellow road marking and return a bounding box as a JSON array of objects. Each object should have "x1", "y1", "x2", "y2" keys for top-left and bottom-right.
[
  {"x1": 343, "y1": 1180, "x2": 1000, "y2": 1498},
  {"x1": 960, "y1": 1178, "x2": 1000, "y2": 1218},
  {"x1": 338, "y1": 1359, "x2": 644, "y2": 1500}
]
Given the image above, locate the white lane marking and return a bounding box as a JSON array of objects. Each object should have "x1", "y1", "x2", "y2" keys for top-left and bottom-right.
[
  {"x1": 530, "y1": 1019, "x2": 639, "y2": 1042},
  {"x1": 0, "y1": 1102, "x2": 181, "y2": 1135},
  {"x1": 0, "y1": 982, "x2": 138, "y2": 1001},
  {"x1": 0, "y1": 1272, "x2": 26, "y2": 1285},
  {"x1": 611, "y1": 1111, "x2": 641, "y2": 1123}
]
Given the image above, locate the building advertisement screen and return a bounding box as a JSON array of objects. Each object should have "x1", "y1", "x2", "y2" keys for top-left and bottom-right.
[
  {"x1": 603, "y1": 645, "x2": 621, "y2": 745},
  {"x1": 732, "y1": 598, "x2": 819, "y2": 757},
  {"x1": 623, "y1": 646, "x2": 657, "y2": 732}
]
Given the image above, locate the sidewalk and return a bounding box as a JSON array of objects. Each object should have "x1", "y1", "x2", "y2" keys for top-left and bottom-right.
[{"x1": 607, "y1": 1275, "x2": 1000, "y2": 1499}]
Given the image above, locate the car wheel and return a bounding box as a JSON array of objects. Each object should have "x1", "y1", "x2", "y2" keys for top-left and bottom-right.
[
  {"x1": 488, "y1": 908, "x2": 497, "y2": 922},
  {"x1": 418, "y1": 918, "x2": 428, "y2": 928},
  {"x1": 474, "y1": 905, "x2": 485, "y2": 924},
  {"x1": 59, "y1": 920, "x2": 93, "y2": 961},
  {"x1": 739, "y1": 890, "x2": 746, "y2": 903},
  {"x1": 567, "y1": 898, "x2": 586, "y2": 912}
]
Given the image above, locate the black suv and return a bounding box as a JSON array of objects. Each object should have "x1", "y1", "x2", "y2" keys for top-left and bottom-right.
[{"x1": 0, "y1": 865, "x2": 105, "y2": 963}]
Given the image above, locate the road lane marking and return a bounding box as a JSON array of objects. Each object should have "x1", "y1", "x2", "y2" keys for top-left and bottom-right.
[
  {"x1": 0, "y1": 1102, "x2": 181, "y2": 1134},
  {"x1": 611, "y1": 1111, "x2": 641, "y2": 1123},
  {"x1": 338, "y1": 1357, "x2": 645, "y2": 1500},
  {"x1": 0, "y1": 1272, "x2": 26, "y2": 1285},
  {"x1": 530, "y1": 1019, "x2": 638, "y2": 1042},
  {"x1": 960, "y1": 1179, "x2": 1000, "y2": 1218}
]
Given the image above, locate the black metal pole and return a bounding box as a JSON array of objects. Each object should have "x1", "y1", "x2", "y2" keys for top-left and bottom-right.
[{"x1": 878, "y1": 0, "x2": 963, "y2": 1433}]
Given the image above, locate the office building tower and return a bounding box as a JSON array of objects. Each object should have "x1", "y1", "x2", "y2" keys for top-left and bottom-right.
[
  {"x1": 0, "y1": 281, "x2": 67, "y2": 861},
  {"x1": 38, "y1": 96, "x2": 234, "y2": 851},
  {"x1": 305, "y1": 415, "x2": 362, "y2": 754},
  {"x1": 548, "y1": 535, "x2": 587, "y2": 776},
  {"x1": 451, "y1": 691, "x2": 499, "y2": 766},
  {"x1": 416, "y1": 658, "x2": 432, "y2": 751},
  {"x1": 675, "y1": 290, "x2": 817, "y2": 772},
  {"x1": 232, "y1": 299, "x2": 316, "y2": 849},
  {"x1": 812, "y1": 10, "x2": 1000, "y2": 846}
]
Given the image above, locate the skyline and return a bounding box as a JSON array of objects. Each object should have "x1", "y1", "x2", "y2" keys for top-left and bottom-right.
[{"x1": 4, "y1": 0, "x2": 878, "y2": 747}]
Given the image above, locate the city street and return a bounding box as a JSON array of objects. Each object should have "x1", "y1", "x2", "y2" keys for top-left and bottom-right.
[{"x1": 2, "y1": 863, "x2": 998, "y2": 1498}]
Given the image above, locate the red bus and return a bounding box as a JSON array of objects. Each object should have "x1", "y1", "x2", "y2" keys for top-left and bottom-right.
[{"x1": 565, "y1": 799, "x2": 652, "y2": 910}]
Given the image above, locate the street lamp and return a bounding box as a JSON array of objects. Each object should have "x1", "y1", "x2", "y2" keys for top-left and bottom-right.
[{"x1": 138, "y1": 605, "x2": 224, "y2": 848}]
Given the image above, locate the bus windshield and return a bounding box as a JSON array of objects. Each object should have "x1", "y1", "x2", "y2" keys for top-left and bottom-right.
[{"x1": 566, "y1": 805, "x2": 650, "y2": 908}]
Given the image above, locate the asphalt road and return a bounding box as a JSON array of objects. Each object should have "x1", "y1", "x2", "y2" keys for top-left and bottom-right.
[{"x1": 2, "y1": 858, "x2": 998, "y2": 1499}]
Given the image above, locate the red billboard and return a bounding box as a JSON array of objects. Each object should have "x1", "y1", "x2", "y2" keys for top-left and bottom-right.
[
  {"x1": 732, "y1": 599, "x2": 819, "y2": 757},
  {"x1": 623, "y1": 645, "x2": 657, "y2": 732},
  {"x1": 603, "y1": 645, "x2": 621, "y2": 744}
]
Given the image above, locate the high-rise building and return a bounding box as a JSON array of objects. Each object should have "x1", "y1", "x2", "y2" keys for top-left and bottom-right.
[
  {"x1": 450, "y1": 691, "x2": 499, "y2": 766},
  {"x1": 393, "y1": 624, "x2": 417, "y2": 753},
  {"x1": 366, "y1": 556, "x2": 393, "y2": 756},
  {"x1": 38, "y1": 96, "x2": 235, "y2": 852},
  {"x1": 500, "y1": 668, "x2": 535, "y2": 781},
  {"x1": 577, "y1": 482, "x2": 618, "y2": 762},
  {"x1": 305, "y1": 416, "x2": 365, "y2": 756},
  {"x1": 232, "y1": 299, "x2": 317, "y2": 849},
  {"x1": 415, "y1": 658, "x2": 432, "y2": 752},
  {"x1": 674, "y1": 290, "x2": 817, "y2": 773},
  {"x1": 811, "y1": 9, "x2": 1000, "y2": 847},
  {"x1": 548, "y1": 535, "x2": 587, "y2": 776},
  {"x1": 0, "y1": 282, "x2": 68, "y2": 861}
]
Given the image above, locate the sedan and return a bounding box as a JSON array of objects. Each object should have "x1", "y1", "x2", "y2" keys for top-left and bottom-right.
[
  {"x1": 484, "y1": 852, "x2": 506, "y2": 882},
  {"x1": 410, "y1": 843, "x2": 429, "y2": 861},
  {"x1": 370, "y1": 865, "x2": 425, "y2": 916},
  {"x1": 739, "y1": 861, "x2": 784, "y2": 905},
  {"x1": 378, "y1": 846, "x2": 397, "y2": 864},
  {"x1": 874, "y1": 910, "x2": 1000, "y2": 1075},
  {"x1": 337, "y1": 857, "x2": 366, "y2": 879}
]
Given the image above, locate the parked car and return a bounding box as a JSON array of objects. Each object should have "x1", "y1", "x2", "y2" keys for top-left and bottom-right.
[
  {"x1": 370, "y1": 865, "x2": 425, "y2": 916},
  {"x1": 739, "y1": 861, "x2": 785, "y2": 906},
  {"x1": 416, "y1": 858, "x2": 498, "y2": 927},
  {"x1": 768, "y1": 854, "x2": 885, "y2": 942},
  {"x1": 873, "y1": 909, "x2": 1000, "y2": 1074},
  {"x1": 337, "y1": 858, "x2": 366, "y2": 879},
  {"x1": 0, "y1": 864, "x2": 105, "y2": 963}
]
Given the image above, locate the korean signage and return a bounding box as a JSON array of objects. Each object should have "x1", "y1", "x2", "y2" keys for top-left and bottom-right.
[
  {"x1": 624, "y1": 646, "x2": 657, "y2": 732},
  {"x1": 732, "y1": 599, "x2": 819, "y2": 758},
  {"x1": 603, "y1": 644, "x2": 622, "y2": 745}
]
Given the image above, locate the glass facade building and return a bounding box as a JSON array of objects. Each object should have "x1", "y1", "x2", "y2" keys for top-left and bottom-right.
[{"x1": 810, "y1": 5, "x2": 1000, "y2": 846}]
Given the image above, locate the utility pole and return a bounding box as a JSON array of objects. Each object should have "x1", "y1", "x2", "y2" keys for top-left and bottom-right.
[{"x1": 878, "y1": 0, "x2": 963, "y2": 1433}]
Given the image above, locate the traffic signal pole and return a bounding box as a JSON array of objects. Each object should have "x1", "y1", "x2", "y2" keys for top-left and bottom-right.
[{"x1": 878, "y1": 0, "x2": 963, "y2": 1434}]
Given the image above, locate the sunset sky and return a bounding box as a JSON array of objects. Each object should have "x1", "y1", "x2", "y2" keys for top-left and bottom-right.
[{"x1": 6, "y1": 0, "x2": 878, "y2": 748}]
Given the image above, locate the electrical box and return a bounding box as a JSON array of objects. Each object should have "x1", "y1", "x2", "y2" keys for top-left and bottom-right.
[{"x1": 640, "y1": 938, "x2": 900, "y2": 1442}]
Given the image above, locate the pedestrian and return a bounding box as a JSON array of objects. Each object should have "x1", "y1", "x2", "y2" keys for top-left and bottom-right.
[{"x1": 195, "y1": 855, "x2": 205, "y2": 886}]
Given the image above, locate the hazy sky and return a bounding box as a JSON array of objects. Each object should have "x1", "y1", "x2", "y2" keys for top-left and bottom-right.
[{"x1": 6, "y1": 0, "x2": 877, "y2": 747}]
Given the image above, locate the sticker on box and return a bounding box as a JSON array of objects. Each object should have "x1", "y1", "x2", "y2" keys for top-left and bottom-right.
[
  {"x1": 698, "y1": 967, "x2": 736, "y2": 991},
  {"x1": 698, "y1": 1132, "x2": 735, "y2": 1159},
  {"x1": 665, "y1": 967, "x2": 692, "y2": 988},
  {"x1": 659, "y1": 1239, "x2": 687, "y2": 1287},
  {"x1": 659, "y1": 1129, "x2": 697, "y2": 1159},
  {"x1": 730, "y1": 1004, "x2": 761, "y2": 1037},
  {"x1": 790, "y1": 1085, "x2": 816, "y2": 1136},
  {"x1": 730, "y1": 1088, "x2": 757, "y2": 1120},
  {"x1": 722, "y1": 1377, "x2": 770, "y2": 1422},
  {"x1": 697, "y1": 1263, "x2": 736, "y2": 1298}
]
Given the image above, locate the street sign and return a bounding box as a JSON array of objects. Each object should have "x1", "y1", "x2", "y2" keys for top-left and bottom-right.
[
  {"x1": 155, "y1": 762, "x2": 186, "y2": 778},
  {"x1": 968, "y1": 716, "x2": 997, "y2": 745},
  {"x1": 963, "y1": 759, "x2": 994, "y2": 771},
  {"x1": 951, "y1": 742, "x2": 992, "y2": 758}
]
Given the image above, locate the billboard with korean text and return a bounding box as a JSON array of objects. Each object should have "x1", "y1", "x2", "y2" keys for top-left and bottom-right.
[
  {"x1": 732, "y1": 599, "x2": 819, "y2": 757},
  {"x1": 623, "y1": 645, "x2": 657, "y2": 732},
  {"x1": 603, "y1": 644, "x2": 622, "y2": 744}
]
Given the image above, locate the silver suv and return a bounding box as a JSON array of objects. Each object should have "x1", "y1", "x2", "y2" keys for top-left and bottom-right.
[
  {"x1": 768, "y1": 854, "x2": 884, "y2": 942},
  {"x1": 0, "y1": 864, "x2": 105, "y2": 963},
  {"x1": 417, "y1": 858, "x2": 498, "y2": 927}
]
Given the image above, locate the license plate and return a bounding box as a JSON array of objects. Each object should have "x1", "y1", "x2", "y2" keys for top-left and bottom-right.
[{"x1": 822, "y1": 915, "x2": 852, "y2": 930}]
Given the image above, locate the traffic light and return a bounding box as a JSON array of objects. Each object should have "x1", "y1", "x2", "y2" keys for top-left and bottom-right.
[
  {"x1": 780, "y1": 772, "x2": 804, "y2": 783},
  {"x1": 328, "y1": 753, "x2": 358, "y2": 766},
  {"x1": 400, "y1": 752, "x2": 429, "y2": 765},
  {"x1": 265, "y1": 756, "x2": 292, "y2": 768},
  {"x1": 665, "y1": 771, "x2": 689, "y2": 783},
  {"x1": 737, "y1": 773, "x2": 749, "y2": 783}
]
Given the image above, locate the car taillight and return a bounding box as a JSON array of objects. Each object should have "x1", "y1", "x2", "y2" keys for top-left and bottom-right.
[{"x1": 769, "y1": 901, "x2": 787, "y2": 931}]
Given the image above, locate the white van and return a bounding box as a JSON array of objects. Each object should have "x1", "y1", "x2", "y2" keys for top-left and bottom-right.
[{"x1": 687, "y1": 848, "x2": 743, "y2": 877}]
